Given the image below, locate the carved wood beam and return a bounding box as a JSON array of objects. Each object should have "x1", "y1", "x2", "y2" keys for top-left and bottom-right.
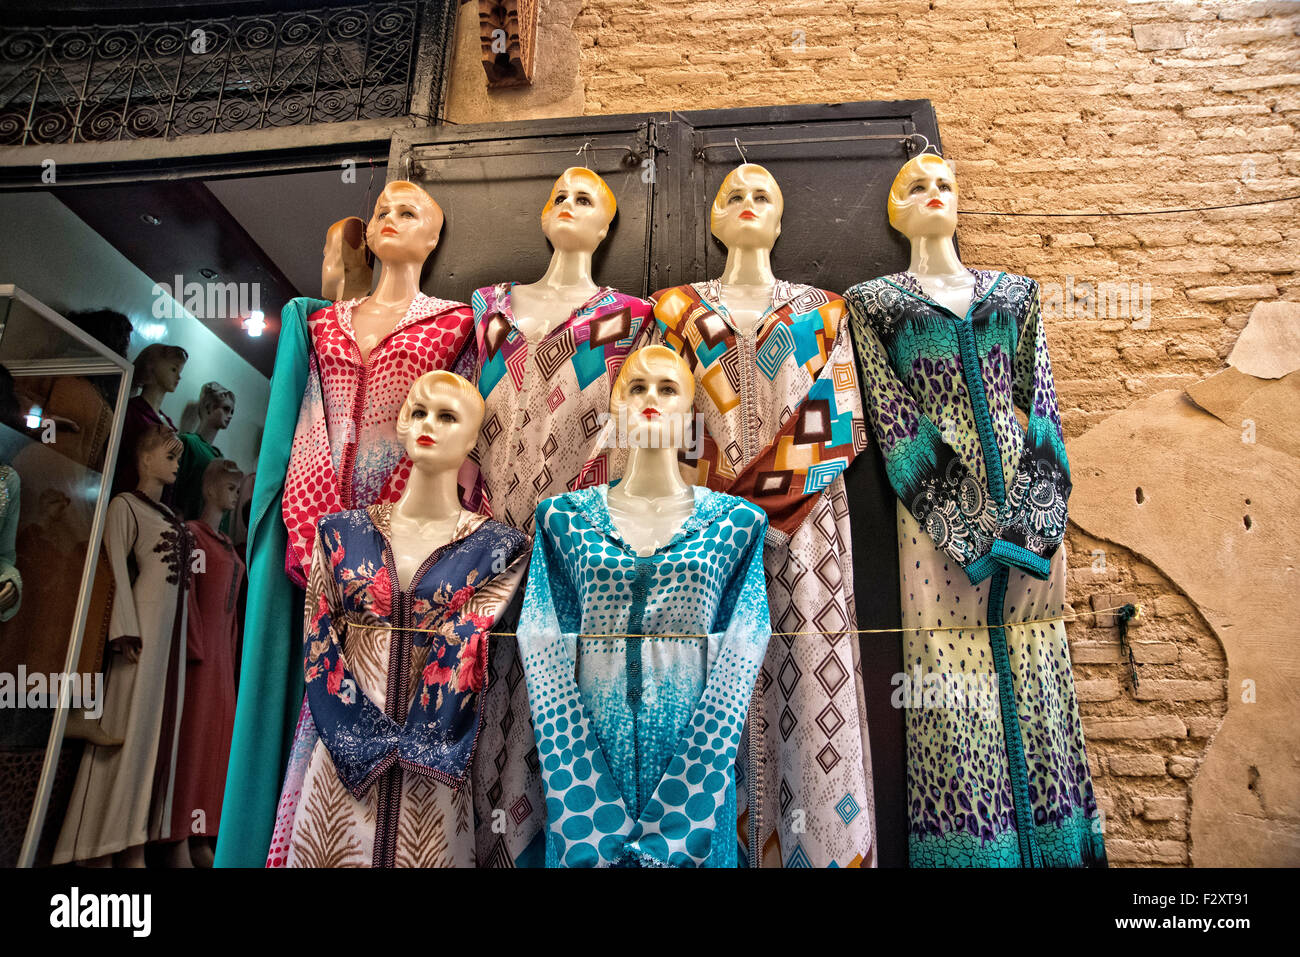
[{"x1": 477, "y1": 0, "x2": 538, "y2": 87}]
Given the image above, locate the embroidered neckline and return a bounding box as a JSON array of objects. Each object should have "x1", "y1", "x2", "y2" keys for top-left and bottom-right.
[
  {"x1": 882, "y1": 268, "x2": 1005, "y2": 318},
  {"x1": 332, "y1": 291, "x2": 466, "y2": 348},
  {"x1": 692, "y1": 277, "x2": 807, "y2": 334},
  {"x1": 562, "y1": 483, "x2": 738, "y2": 555},
  {"x1": 365, "y1": 501, "x2": 486, "y2": 551},
  {"x1": 487, "y1": 281, "x2": 620, "y2": 344}
]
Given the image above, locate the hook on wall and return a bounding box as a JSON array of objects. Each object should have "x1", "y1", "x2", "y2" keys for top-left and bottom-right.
[
  {"x1": 734, "y1": 137, "x2": 748, "y2": 164},
  {"x1": 575, "y1": 140, "x2": 593, "y2": 169},
  {"x1": 905, "y1": 133, "x2": 943, "y2": 158}
]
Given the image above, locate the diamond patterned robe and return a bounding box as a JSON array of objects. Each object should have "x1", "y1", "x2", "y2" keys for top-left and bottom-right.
[
  {"x1": 844, "y1": 269, "x2": 1105, "y2": 868},
  {"x1": 463, "y1": 282, "x2": 656, "y2": 868},
  {"x1": 651, "y1": 280, "x2": 877, "y2": 868}
]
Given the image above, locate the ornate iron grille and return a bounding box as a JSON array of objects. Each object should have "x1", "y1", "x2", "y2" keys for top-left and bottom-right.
[{"x1": 0, "y1": 2, "x2": 424, "y2": 145}]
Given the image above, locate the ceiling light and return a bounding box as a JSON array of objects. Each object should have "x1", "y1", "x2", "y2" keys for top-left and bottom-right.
[
  {"x1": 140, "y1": 213, "x2": 161, "y2": 226},
  {"x1": 243, "y1": 310, "x2": 265, "y2": 337}
]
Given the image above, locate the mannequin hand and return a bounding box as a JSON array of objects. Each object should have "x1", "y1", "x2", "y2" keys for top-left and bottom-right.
[
  {"x1": 0, "y1": 582, "x2": 16, "y2": 612},
  {"x1": 111, "y1": 635, "x2": 143, "y2": 664}
]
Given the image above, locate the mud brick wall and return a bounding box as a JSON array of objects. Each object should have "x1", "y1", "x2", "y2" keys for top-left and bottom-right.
[{"x1": 446, "y1": 0, "x2": 1298, "y2": 864}]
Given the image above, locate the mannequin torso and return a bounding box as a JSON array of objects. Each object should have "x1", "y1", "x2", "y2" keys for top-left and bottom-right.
[{"x1": 911, "y1": 270, "x2": 975, "y2": 318}]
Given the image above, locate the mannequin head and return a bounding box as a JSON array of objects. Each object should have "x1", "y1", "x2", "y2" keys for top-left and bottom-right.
[
  {"x1": 887, "y1": 154, "x2": 959, "y2": 239},
  {"x1": 133, "y1": 344, "x2": 188, "y2": 395},
  {"x1": 198, "y1": 381, "x2": 236, "y2": 433},
  {"x1": 710, "y1": 164, "x2": 783, "y2": 251},
  {"x1": 610, "y1": 346, "x2": 695, "y2": 450},
  {"x1": 540, "y1": 167, "x2": 617, "y2": 253},
  {"x1": 136, "y1": 423, "x2": 183, "y2": 487},
  {"x1": 365, "y1": 180, "x2": 445, "y2": 268},
  {"x1": 395, "y1": 371, "x2": 484, "y2": 473},
  {"x1": 322, "y1": 216, "x2": 374, "y2": 301},
  {"x1": 201, "y1": 458, "x2": 243, "y2": 513}
]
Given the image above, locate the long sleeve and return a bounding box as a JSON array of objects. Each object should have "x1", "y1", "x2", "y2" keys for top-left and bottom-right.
[
  {"x1": 991, "y1": 282, "x2": 1071, "y2": 578},
  {"x1": 103, "y1": 495, "x2": 142, "y2": 645},
  {"x1": 301, "y1": 522, "x2": 403, "y2": 798},
  {"x1": 397, "y1": 524, "x2": 531, "y2": 785},
  {"x1": 215, "y1": 295, "x2": 328, "y2": 867},
  {"x1": 0, "y1": 467, "x2": 22, "y2": 622},
  {"x1": 722, "y1": 308, "x2": 867, "y2": 542},
  {"x1": 845, "y1": 297, "x2": 999, "y2": 584},
  {"x1": 517, "y1": 504, "x2": 582, "y2": 661}
]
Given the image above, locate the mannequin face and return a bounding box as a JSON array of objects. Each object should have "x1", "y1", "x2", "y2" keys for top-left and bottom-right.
[
  {"x1": 540, "y1": 169, "x2": 614, "y2": 253},
  {"x1": 207, "y1": 475, "x2": 241, "y2": 512},
  {"x1": 710, "y1": 165, "x2": 783, "y2": 252},
  {"x1": 139, "y1": 438, "x2": 182, "y2": 486},
  {"x1": 400, "y1": 383, "x2": 481, "y2": 474},
  {"x1": 891, "y1": 161, "x2": 958, "y2": 240},
  {"x1": 203, "y1": 395, "x2": 234, "y2": 432},
  {"x1": 618, "y1": 356, "x2": 693, "y2": 450},
  {"x1": 366, "y1": 183, "x2": 444, "y2": 267},
  {"x1": 151, "y1": 356, "x2": 184, "y2": 394}
]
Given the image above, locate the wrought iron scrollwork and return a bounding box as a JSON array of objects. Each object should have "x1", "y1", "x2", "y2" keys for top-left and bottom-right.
[{"x1": 0, "y1": 2, "x2": 423, "y2": 145}]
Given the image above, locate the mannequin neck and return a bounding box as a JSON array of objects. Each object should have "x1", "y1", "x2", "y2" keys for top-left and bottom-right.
[
  {"x1": 196, "y1": 420, "x2": 221, "y2": 445},
  {"x1": 368, "y1": 259, "x2": 423, "y2": 310},
  {"x1": 534, "y1": 248, "x2": 598, "y2": 294},
  {"x1": 136, "y1": 474, "x2": 164, "y2": 502},
  {"x1": 618, "y1": 445, "x2": 690, "y2": 500},
  {"x1": 719, "y1": 246, "x2": 775, "y2": 287},
  {"x1": 907, "y1": 235, "x2": 965, "y2": 278},
  {"x1": 139, "y1": 384, "x2": 165, "y2": 413},
  {"x1": 200, "y1": 501, "x2": 225, "y2": 530},
  {"x1": 393, "y1": 462, "x2": 463, "y2": 524}
]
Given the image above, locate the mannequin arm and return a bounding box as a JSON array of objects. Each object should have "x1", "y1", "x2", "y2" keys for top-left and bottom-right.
[
  {"x1": 844, "y1": 291, "x2": 1000, "y2": 584},
  {"x1": 302, "y1": 520, "x2": 403, "y2": 798},
  {"x1": 103, "y1": 495, "x2": 143, "y2": 647},
  {"x1": 991, "y1": 281, "x2": 1071, "y2": 579}
]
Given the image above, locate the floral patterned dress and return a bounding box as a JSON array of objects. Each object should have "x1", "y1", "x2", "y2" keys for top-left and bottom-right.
[
  {"x1": 465, "y1": 282, "x2": 655, "y2": 868},
  {"x1": 652, "y1": 280, "x2": 876, "y2": 868},
  {"x1": 287, "y1": 504, "x2": 529, "y2": 867},
  {"x1": 844, "y1": 268, "x2": 1105, "y2": 868},
  {"x1": 518, "y1": 485, "x2": 771, "y2": 867}
]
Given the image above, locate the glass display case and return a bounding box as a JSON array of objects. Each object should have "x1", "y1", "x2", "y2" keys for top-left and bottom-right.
[{"x1": 0, "y1": 285, "x2": 131, "y2": 867}]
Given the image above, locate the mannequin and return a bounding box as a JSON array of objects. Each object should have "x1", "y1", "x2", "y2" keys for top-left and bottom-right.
[
  {"x1": 465, "y1": 168, "x2": 656, "y2": 867},
  {"x1": 843, "y1": 153, "x2": 1104, "y2": 868},
  {"x1": 55, "y1": 424, "x2": 192, "y2": 867},
  {"x1": 892, "y1": 153, "x2": 975, "y2": 316},
  {"x1": 605, "y1": 346, "x2": 695, "y2": 553},
  {"x1": 113, "y1": 343, "x2": 187, "y2": 498},
  {"x1": 220, "y1": 179, "x2": 476, "y2": 868},
  {"x1": 169, "y1": 458, "x2": 245, "y2": 868},
  {"x1": 284, "y1": 371, "x2": 528, "y2": 867},
  {"x1": 516, "y1": 345, "x2": 772, "y2": 867},
  {"x1": 651, "y1": 163, "x2": 877, "y2": 869},
  {"x1": 321, "y1": 216, "x2": 374, "y2": 303},
  {"x1": 176, "y1": 382, "x2": 235, "y2": 522}
]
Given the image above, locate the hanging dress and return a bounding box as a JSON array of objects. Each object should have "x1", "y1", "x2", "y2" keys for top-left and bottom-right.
[
  {"x1": 220, "y1": 293, "x2": 473, "y2": 867},
  {"x1": 288, "y1": 504, "x2": 528, "y2": 867},
  {"x1": 54, "y1": 491, "x2": 192, "y2": 863},
  {"x1": 465, "y1": 282, "x2": 655, "y2": 868},
  {"x1": 174, "y1": 433, "x2": 223, "y2": 523},
  {"x1": 170, "y1": 519, "x2": 244, "y2": 840},
  {"x1": 518, "y1": 484, "x2": 771, "y2": 867},
  {"x1": 844, "y1": 268, "x2": 1106, "y2": 868},
  {"x1": 652, "y1": 280, "x2": 876, "y2": 868}
]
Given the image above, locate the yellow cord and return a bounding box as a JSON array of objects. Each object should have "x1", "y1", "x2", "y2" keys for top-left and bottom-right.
[{"x1": 340, "y1": 602, "x2": 1141, "y2": 639}]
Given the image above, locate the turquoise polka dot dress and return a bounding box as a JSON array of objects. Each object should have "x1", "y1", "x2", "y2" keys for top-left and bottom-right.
[{"x1": 517, "y1": 484, "x2": 772, "y2": 867}]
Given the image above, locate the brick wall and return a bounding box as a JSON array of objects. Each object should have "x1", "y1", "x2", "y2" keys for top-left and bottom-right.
[{"x1": 560, "y1": 0, "x2": 1296, "y2": 865}]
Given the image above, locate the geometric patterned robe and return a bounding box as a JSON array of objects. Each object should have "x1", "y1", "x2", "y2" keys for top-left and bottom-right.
[
  {"x1": 652, "y1": 279, "x2": 877, "y2": 868},
  {"x1": 844, "y1": 268, "x2": 1106, "y2": 867},
  {"x1": 465, "y1": 282, "x2": 655, "y2": 868}
]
